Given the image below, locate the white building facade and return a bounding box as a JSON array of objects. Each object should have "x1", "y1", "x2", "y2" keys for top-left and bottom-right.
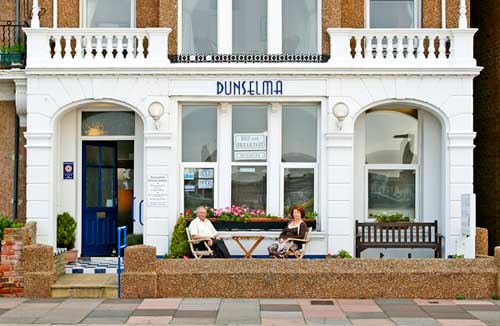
[{"x1": 8, "y1": 0, "x2": 480, "y2": 257}]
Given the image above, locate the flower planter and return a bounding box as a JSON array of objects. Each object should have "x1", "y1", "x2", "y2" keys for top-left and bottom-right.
[
  {"x1": 185, "y1": 218, "x2": 316, "y2": 231},
  {"x1": 0, "y1": 53, "x2": 24, "y2": 67},
  {"x1": 65, "y1": 248, "x2": 78, "y2": 263}
]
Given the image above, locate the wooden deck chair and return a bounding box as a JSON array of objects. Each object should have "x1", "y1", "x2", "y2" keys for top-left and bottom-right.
[
  {"x1": 185, "y1": 228, "x2": 214, "y2": 259},
  {"x1": 284, "y1": 227, "x2": 312, "y2": 259}
]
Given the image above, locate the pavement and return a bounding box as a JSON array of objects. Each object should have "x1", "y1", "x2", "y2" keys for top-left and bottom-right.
[{"x1": 0, "y1": 298, "x2": 499, "y2": 325}]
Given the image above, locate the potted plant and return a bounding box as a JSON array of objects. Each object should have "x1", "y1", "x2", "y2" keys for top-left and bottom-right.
[
  {"x1": 57, "y1": 212, "x2": 78, "y2": 263},
  {"x1": 369, "y1": 212, "x2": 414, "y2": 223},
  {"x1": 0, "y1": 43, "x2": 26, "y2": 67},
  {"x1": 183, "y1": 206, "x2": 317, "y2": 231}
]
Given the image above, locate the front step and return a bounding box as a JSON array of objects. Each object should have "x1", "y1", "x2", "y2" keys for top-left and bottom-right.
[{"x1": 51, "y1": 274, "x2": 118, "y2": 298}]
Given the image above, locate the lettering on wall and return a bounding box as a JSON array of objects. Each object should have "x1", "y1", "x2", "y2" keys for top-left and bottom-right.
[{"x1": 217, "y1": 80, "x2": 283, "y2": 96}]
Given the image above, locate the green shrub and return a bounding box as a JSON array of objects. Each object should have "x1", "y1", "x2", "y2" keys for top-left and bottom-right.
[
  {"x1": 0, "y1": 216, "x2": 23, "y2": 241},
  {"x1": 492, "y1": 293, "x2": 499, "y2": 300},
  {"x1": 57, "y1": 212, "x2": 76, "y2": 250},
  {"x1": 169, "y1": 215, "x2": 190, "y2": 258},
  {"x1": 126, "y1": 233, "x2": 143, "y2": 246},
  {"x1": 456, "y1": 293, "x2": 466, "y2": 300},
  {"x1": 369, "y1": 213, "x2": 414, "y2": 223},
  {"x1": 336, "y1": 249, "x2": 353, "y2": 259}
]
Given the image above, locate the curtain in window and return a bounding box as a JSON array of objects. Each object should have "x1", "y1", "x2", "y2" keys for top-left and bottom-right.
[
  {"x1": 182, "y1": 0, "x2": 217, "y2": 54},
  {"x1": 86, "y1": 0, "x2": 132, "y2": 28},
  {"x1": 370, "y1": 0, "x2": 415, "y2": 28}
]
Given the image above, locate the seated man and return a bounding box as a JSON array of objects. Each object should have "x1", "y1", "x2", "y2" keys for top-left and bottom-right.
[{"x1": 188, "y1": 206, "x2": 231, "y2": 258}]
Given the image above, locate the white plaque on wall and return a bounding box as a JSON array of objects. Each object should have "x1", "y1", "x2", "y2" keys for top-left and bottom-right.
[
  {"x1": 147, "y1": 175, "x2": 168, "y2": 207},
  {"x1": 234, "y1": 151, "x2": 267, "y2": 161}
]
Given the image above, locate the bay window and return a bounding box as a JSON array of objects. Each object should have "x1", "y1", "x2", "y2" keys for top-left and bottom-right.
[
  {"x1": 181, "y1": 103, "x2": 319, "y2": 219},
  {"x1": 282, "y1": 0, "x2": 318, "y2": 54},
  {"x1": 365, "y1": 109, "x2": 418, "y2": 218},
  {"x1": 84, "y1": 0, "x2": 134, "y2": 28},
  {"x1": 232, "y1": 0, "x2": 267, "y2": 54},
  {"x1": 182, "y1": 0, "x2": 218, "y2": 54}
]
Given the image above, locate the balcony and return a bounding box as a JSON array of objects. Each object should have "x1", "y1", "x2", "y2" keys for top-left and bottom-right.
[
  {"x1": 23, "y1": 27, "x2": 477, "y2": 73},
  {"x1": 0, "y1": 21, "x2": 29, "y2": 69}
]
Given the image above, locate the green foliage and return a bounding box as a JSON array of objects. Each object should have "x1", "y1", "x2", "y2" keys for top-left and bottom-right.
[
  {"x1": 169, "y1": 216, "x2": 190, "y2": 258},
  {"x1": 182, "y1": 206, "x2": 317, "y2": 222},
  {"x1": 456, "y1": 293, "x2": 466, "y2": 300},
  {"x1": 492, "y1": 293, "x2": 499, "y2": 300},
  {"x1": 0, "y1": 216, "x2": 23, "y2": 241},
  {"x1": 336, "y1": 249, "x2": 353, "y2": 259},
  {"x1": 0, "y1": 44, "x2": 26, "y2": 53},
  {"x1": 451, "y1": 254, "x2": 465, "y2": 259},
  {"x1": 57, "y1": 212, "x2": 77, "y2": 250},
  {"x1": 304, "y1": 211, "x2": 318, "y2": 220},
  {"x1": 369, "y1": 213, "x2": 415, "y2": 223},
  {"x1": 126, "y1": 233, "x2": 143, "y2": 246}
]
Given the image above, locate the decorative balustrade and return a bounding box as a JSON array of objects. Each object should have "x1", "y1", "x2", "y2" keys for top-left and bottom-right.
[
  {"x1": 327, "y1": 28, "x2": 476, "y2": 68},
  {"x1": 24, "y1": 28, "x2": 171, "y2": 68},
  {"x1": 23, "y1": 27, "x2": 476, "y2": 69}
]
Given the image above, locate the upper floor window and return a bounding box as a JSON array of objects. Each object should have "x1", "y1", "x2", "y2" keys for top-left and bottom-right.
[
  {"x1": 232, "y1": 0, "x2": 267, "y2": 54},
  {"x1": 182, "y1": 0, "x2": 217, "y2": 54},
  {"x1": 282, "y1": 0, "x2": 318, "y2": 54},
  {"x1": 369, "y1": 0, "x2": 419, "y2": 28},
  {"x1": 84, "y1": 0, "x2": 135, "y2": 28}
]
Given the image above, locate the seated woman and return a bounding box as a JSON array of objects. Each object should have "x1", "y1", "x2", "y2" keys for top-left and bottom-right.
[{"x1": 268, "y1": 205, "x2": 307, "y2": 258}]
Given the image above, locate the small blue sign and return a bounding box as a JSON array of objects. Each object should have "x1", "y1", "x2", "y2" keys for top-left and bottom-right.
[{"x1": 63, "y1": 162, "x2": 74, "y2": 180}]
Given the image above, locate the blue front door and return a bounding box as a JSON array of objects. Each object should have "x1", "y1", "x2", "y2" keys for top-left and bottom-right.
[{"x1": 82, "y1": 141, "x2": 118, "y2": 256}]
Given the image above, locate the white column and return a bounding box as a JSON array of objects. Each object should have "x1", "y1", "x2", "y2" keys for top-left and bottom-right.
[
  {"x1": 31, "y1": 0, "x2": 40, "y2": 28},
  {"x1": 458, "y1": 0, "x2": 467, "y2": 29},
  {"x1": 145, "y1": 28, "x2": 172, "y2": 65},
  {"x1": 447, "y1": 133, "x2": 475, "y2": 258},
  {"x1": 218, "y1": 103, "x2": 232, "y2": 209},
  {"x1": 218, "y1": 0, "x2": 232, "y2": 54},
  {"x1": 267, "y1": 103, "x2": 281, "y2": 216},
  {"x1": 25, "y1": 131, "x2": 55, "y2": 248},
  {"x1": 326, "y1": 132, "x2": 355, "y2": 256},
  {"x1": 441, "y1": 0, "x2": 446, "y2": 28},
  {"x1": 267, "y1": 0, "x2": 282, "y2": 54}
]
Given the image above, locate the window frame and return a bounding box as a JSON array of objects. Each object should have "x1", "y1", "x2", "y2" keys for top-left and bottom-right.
[
  {"x1": 178, "y1": 0, "x2": 322, "y2": 55},
  {"x1": 363, "y1": 109, "x2": 423, "y2": 222},
  {"x1": 365, "y1": 0, "x2": 421, "y2": 28},
  {"x1": 80, "y1": 0, "x2": 136, "y2": 28}
]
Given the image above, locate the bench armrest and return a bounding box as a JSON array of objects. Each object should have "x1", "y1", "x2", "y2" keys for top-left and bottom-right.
[
  {"x1": 189, "y1": 237, "x2": 212, "y2": 243},
  {"x1": 287, "y1": 238, "x2": 307, "y2": 243}
]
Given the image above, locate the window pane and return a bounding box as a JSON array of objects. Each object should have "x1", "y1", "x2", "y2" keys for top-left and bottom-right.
[
  {"x1": 232, "y1": 166, "x2": 266, "y2": 209},
  {"x1": 82, "y1": 112, "x2": 135, "y2": 136},
  {"x1": 101, "y1": 146, "x2": 115, "y2": 166},
  {"x1": 86, "y1": 167, "x2": 99, "y2": 207},
  {"x1": 101, "y1": 167, "x2": 115, "y2": 207},
  {"x1": 370, "y1": 0, "x2": 415, "y2": 28},
  {"x1": 366, "y1": 109, "x2": 418, "y2": 164},
  {"x1": 283, "y1": 0, "x2": 318, "y2": 54},
  {"x1": 184, "y1": 168, "x2": 215, "y2": 213},
  {"x1": 182, "y1": 0, "x2": 217, "y2": 54},
  {"x1": 233, "y1": 105, "x2": 267, "y2": 162},
  {"x1": 87, "y1": 0, "x2": 132, "y2": 28},
  {"x1": 282, "y1": 105, "x2": 317, "y2": 162},
  {"x1": 368, "y1": 169, "x2": 415, "y2": 218},
  {"x1": 233, "y1": 0, "x2": 267, "y2": 54},
  {"x1": 182, "y1": 106, "x2": 217, "y2": 162},
  {"x1": 284, "y1": 168, "x2": 314, "y2": 216},
  {"x1": 86, "y1": 145, "x2": 98, "y2": 165}
]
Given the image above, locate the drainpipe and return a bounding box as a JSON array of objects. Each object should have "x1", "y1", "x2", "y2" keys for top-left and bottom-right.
[{"x1": 13, "y1": 115, "x2": 19, "y2": 221}]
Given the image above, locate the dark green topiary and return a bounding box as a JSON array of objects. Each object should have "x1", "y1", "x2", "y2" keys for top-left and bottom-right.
[
  {"x1": 169, "y1": 216, "x2": 190, "y2": 258},
  {"x1": 57, "y1": 212, "x2": 76, "y2": 250},
  {"x1": 126, "y1": 233, "x2": 143, "y2": 246}
]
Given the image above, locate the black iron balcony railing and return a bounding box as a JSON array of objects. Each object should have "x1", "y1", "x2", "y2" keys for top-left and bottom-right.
[
  {"x1": 1, "y1": 20, "x2": 29, "y2": 69},
  {"x1": 168, "y1": 53, "x2": 330, "y2": 64}
]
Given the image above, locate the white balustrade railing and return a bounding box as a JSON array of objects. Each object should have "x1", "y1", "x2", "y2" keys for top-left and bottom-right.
[
  {"x1": 24, "y1": 28, "x2": 171, "y2": 68},
  {"x1": 327, "y1": 28, "x2": 477, "y2": 67}
]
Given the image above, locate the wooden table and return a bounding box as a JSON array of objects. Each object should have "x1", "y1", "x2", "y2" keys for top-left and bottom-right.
[{"x1": 231, "y1": 235, "x2": 265, "y2": 258}]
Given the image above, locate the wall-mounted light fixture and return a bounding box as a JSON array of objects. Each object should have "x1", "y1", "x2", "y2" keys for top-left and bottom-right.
[
  {"x1": 332, "y1": 102, "x2": 349, "y2": 130},
  {"x1": 148, "y1": 102, "x2": 165, "y2": 130}
]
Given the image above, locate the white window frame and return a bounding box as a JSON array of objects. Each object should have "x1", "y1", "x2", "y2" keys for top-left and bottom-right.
[
  {"x1": 179, "y1": 103, "x2": 219, "y2": 211},
  {"x1": 363, "y1": 109, "x2": 423, "y2": 222},
  {"x1": 80, "y1": 0, "x2": 136, "y2": 28},
  {"x1": 178, "y1": 0, "x2": 321, "y2": 54},
  {"x1": 179, "y1": 102, "x2": 321, "y2": 220},
  {"x1": 365, "y1": 0, "x2": 421, "y2": 28}
]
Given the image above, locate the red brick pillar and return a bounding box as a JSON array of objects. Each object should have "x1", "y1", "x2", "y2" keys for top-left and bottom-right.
[{"x1": 0, "y1": 228, "x2": 26, "y2": 297}]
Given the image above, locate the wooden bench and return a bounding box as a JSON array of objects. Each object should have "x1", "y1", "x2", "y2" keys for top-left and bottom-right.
[{"x1": 355, "y1": 220, "x2": 443, "y2": 258}]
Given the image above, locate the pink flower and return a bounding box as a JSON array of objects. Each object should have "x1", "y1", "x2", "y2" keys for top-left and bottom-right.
[{"x1": 183, "y1": 256, "x2": 189, "y2": 260}]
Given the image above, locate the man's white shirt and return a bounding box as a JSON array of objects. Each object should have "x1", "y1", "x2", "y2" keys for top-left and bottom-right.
[{"x1": 189, "y1": 217, "x2": 218, "y2": 238}]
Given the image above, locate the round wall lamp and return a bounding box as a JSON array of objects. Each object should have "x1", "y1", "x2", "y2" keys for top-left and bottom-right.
[
  {"x1": 148, "y1": 102, "x2": 165, "y2": 130},
  {"x1": 332, "y1": 102, "x2": 349, "y2": 130}
]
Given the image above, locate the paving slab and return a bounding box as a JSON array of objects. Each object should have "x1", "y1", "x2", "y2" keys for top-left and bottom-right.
[
  {"x1": 261, "y1": 311, "x2": 304, "y2": 319},
  {"x1": 350, "y1": 319, "x2": 395, "y2": 325},
  {"x1": 467, "y1": 311, "x2": 500, "y2": 324},
  {"x1": 217, "y1": 299, "x2": 260, "y2": 325},
  {"x1": 261, "y1": 318, "x2": 305, "y2": 326},
  {"x1": 435, "y1": 319, "x2": 486, "y2": 325},
  {"x1": 86, "y1": 309, "x2": 132, "y2": 318},
  {"x1": 137, "y1": 298, "x2": 182, "y2": 309},
  {"x1": 169, "y1": 317, "x2": 217, "y2": 325},
  {"x1": 346, "y1": 312, "x2": 389, "y2": 319},
  {"x1": 126, "y1": 315, "x2": 173, "y2": 324},
  {"x1": 0, "y1": 298, "x2": 25, "y2": 309},
  {"x1": 459, "y1": 304, "x2": 500, "y2": 311},
  {"x1": 260, "y1": 304, "x2": 302, "y2": 311},
  {"x1": 131, "y1": 308, "x2": 177, "y2": 316},
  {"x1": 305, "y1": 316, "x2": 352, "y2": 325},
  {"x1": 376, "y1": 299, "x2": 416, "y2": 305},
  {"x1": 174, "y1": 310, "x2": 218, "y2": 318},
  {"x1": 390, "y1": 317, "x2": 440, "y2": 325},
  {"x1": 260, "y1": 299, "x2": 300, "y2": 305},
  {"x1": 177, "y1": 298, "x2": 220, "y2": 311},
  {"x1": 80, "y1": 317, "x2": 129, "y2": 324}
]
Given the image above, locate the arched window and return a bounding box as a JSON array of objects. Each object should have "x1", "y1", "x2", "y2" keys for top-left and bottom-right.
[{"x1": 365, "y1": 109, "x2": 418, "y2": 219}]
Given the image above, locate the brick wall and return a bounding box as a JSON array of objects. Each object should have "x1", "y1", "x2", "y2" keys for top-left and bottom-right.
[
  {"x1": 472, "y1": 0, "x2": 500, "y2": 255},
  {"x1": 0, "y1": 222, "x2": 36, "y2": 297}
]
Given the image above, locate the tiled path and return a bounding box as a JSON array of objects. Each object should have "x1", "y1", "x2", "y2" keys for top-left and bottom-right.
[{"x1": 0, "y1": 298, "x2": 500, "y2": 325}]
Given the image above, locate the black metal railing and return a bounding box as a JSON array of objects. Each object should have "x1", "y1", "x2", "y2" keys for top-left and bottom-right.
[
  {"x1": 1, "y1": 20, "x2": 29, "y2": 69},
  {"x1": 169, "y1": 53, "x2": 330, "y2": 64}
]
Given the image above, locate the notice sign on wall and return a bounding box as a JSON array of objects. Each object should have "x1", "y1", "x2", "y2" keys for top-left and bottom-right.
[
  {"x1": 147, "y1": 175, "x2": 168, "y2": 207},
  {"x1": 63, "y1": 162, "x2": 74, "y2": 180}
]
